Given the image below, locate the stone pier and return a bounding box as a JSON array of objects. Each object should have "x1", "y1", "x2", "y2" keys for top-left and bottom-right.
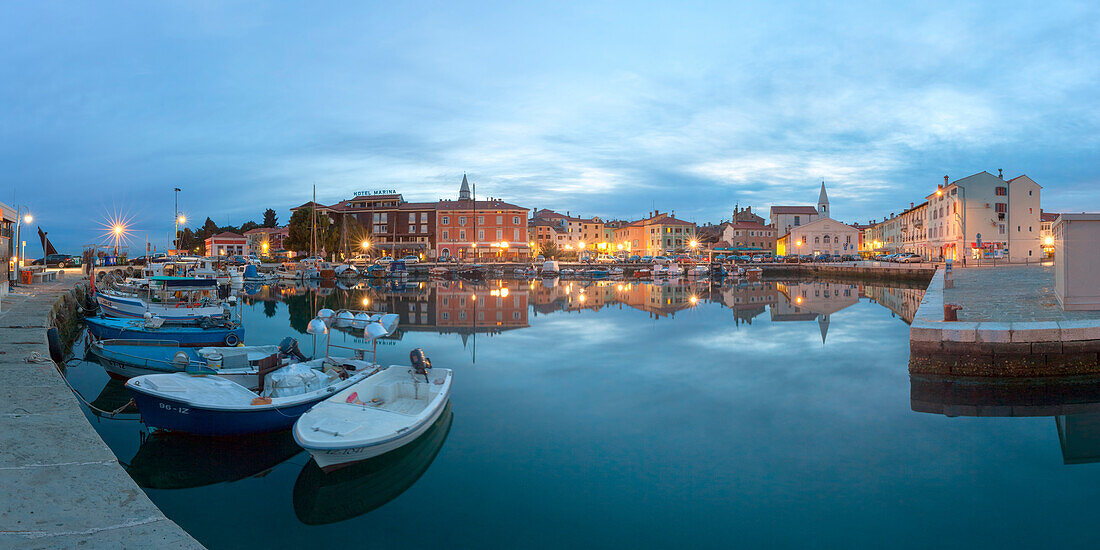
[{"x1": 0, "y1": 276, "x2": 202, "y2": 549}]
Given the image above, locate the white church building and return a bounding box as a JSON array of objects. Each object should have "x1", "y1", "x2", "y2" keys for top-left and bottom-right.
[{"x1": 776, "y1": 183, "x2": 860, "y2": 257}]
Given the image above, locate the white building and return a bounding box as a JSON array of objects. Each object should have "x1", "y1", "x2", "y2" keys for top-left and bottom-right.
[
  {"x1": 769, "y1": 182, "x2": 829, "y2": 236},
  {"x1": 924, "y1": 171, "x2": 1042, "y2": 263}
]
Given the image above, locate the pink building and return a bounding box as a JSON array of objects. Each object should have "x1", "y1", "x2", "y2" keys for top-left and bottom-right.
[{"x1": 205, "y1": 232, "x2": 247, "y2": 257}]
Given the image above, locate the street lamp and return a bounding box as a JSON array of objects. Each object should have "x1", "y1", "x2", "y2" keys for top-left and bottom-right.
[
  {"x1": 796, "y1": 240, "x2": 803, "y2": 263},
  {"x1": 13, "y1": 207, "x2": 32, "y2": 283}
]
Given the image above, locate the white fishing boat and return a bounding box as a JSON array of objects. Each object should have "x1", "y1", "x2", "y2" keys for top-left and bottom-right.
[
  {"x1": 334, "y1": 264, "x2": 359, "y2": 278},
  {"x1": 687, "y1": 265, "x2": 709, "y2": 277},
  {"x1": 539, "y1": 260, "x2": 560, "y2": 277},
  {"x1": 294, "y1": 349, "x2": 452, "y2": 471},
  {"x1": 97, "y1": 277, "x2": 226, "y2": 320}
]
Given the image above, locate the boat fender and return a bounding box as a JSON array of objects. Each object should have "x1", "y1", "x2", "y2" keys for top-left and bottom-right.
[
  {"x1": 47, "y1": 327, "x2": 64, "y2": 363},
  {"x1": 224, "y1": 332, "x2": 240, "y2": 346}
]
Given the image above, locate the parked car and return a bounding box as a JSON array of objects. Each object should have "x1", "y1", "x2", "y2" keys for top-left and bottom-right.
[
  {"x1": 400, "y1": 255, "x2": 420, "y2": 264},
  {"x1": 640, "y1": 256, "x2": 654, "y2": 263},
  {"x1": 596, "y1": 254, "x2": 617, "y2": 263},
  {"x1": 376, "y1": 256, "x2": 395, "y2": 265},
  {"x1": 895, "y1": 253, "x2": 922, "y2": 263},
  {"x1": 32, "y1": 254, "x2": 81, "y2": 268},
  {"x1": 627, "y1": 255, "x2": 641, "y2": 263},
  {"x1": 652, "y1": 256, "x2": 671, "y2": 264},
  {"x1": 751, "y1": 256, "x2": 766, "y2": 263}
]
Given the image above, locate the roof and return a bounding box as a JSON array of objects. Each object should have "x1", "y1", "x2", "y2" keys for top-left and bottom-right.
[
  {"x1": 397, "y1": 201, "x2": 436, "y2": 210},
  {"x1": 1008, "y1": 174, "x2": 1043, "y2": 188},
  {"x1": 770, "y1": 206, "x2": 819, "y2": 215},
  {"x1": 435, "y1": 199, "x2": 527, "y2": 211},
  {"x1": 818, "y1": 182, "x2": 829, "y2": 205},
  {"x1": 1040, "y1": 212, "x2": 1060, "y2": 222},
  {"x1": 207, "y1": 232, "x2": 245, "y2": 240},
  {"x1": 648, "y1": 214, "x2": 694, "y2": 226}
]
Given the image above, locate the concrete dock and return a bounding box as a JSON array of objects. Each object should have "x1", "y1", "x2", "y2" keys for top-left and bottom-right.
[
  {"x1": 0, "y1": 277, "x2": 202, "y2": 549},
  {"x1": 910, "y1": 267, "x2": 1100, "y2": 376}
]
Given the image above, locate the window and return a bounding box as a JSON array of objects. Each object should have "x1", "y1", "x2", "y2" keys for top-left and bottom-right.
[
  {"x1": 995, "y1": 203, "x2": 1007, "y2": 213},
  {"x1": 496, "y1": 216, "x2": 503, "y2": 224},
  {"x1": 995, "y1": 187, "x2": 1007, "y2": 196},
  {"x1": 442, "y1": 230, "x2": 450, "y2": 240},
  {"x1": 409, "y1": 213, "x2": 417, "y2": 223},
  {"x1": 458, "y1": 216, "x2": 466, "y2": 225},
  {"x1": 409, "y1": 225, "x2": 416, "y2": 234},
  {"x1": 513, "y1": 216, "x2": 520, "y2": 224},
  {"x1": 478, "y1": 229, "x2": 485, "y2": 240},
  {"x1": 794, "y1": 216, "x2": 801, "y2": 226},
  {"x1": 420, "y1": 213, "x2": 428, "y2": 222},
  {"x1": 496, "y1": 229, "x2": 503, "y2": 240},
  {"x1": 459, "y1": 229, "x2": 466, "y2": 240},
  {"x1": 421, "y1": 224, "x2": 427, "y2": 233},
  {"x1": 442, "y1": 216, "x2": 450, "y2": 225},
  {"x1": 478, "y1": 216, "x2": 484, "y2": 224}
]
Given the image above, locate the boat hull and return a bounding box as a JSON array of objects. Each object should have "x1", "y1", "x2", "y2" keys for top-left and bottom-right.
[
  {"x1": 96, "y1": 294, "x2": 224, "y2": 320},
  {"x1": 128, "y1": 390, "x2": 318, "y2": 436},
  {"x1": 86, "y1": 319, "x2": 243, "y2": 347},
  {"x1": 306, "y1": 397, "x2": 449, "y2": 472}
]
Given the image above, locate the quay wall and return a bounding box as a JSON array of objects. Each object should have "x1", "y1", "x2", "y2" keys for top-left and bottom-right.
[
  {"x1": 909, "y1": 270, "x2": 1100, "y2": 377},
  {"x1": 0, "y1": 277, "x2": 203, "y2": 549}
]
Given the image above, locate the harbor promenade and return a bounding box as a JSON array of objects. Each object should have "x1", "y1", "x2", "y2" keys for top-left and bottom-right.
[
  {"x1": 910, "y1": 265, "x2": 1100, "y2": 376},
  {"x1": 0, "y1": 276, "x2": 202, "y2": 549}
]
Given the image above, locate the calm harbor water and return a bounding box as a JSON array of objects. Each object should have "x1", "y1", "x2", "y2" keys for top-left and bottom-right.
[{"x1": 64, "y1": 277, "x2": 1100, "y2": 549}]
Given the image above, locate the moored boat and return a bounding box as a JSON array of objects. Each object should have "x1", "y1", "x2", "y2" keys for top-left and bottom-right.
[
  {"x1": 89, "y1": 338, "x2": 288, "y2": 384},
  {"x1": 294, "y1": 349, "x2": 452, "y2": 471},
  {"x1": 96, "y1": 276, "x2": 226, "y2": 320},
  {"x1": 85, "y1": 315, "x2": 243, "y2": 347}
]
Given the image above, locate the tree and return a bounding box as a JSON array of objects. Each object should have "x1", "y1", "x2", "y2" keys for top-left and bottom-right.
[
  {"x1": 202, "y1": 217, "x2": 219, "y2": 238},
  {"x1": 263, "y1": 208, "x2": 278, "y2": 228},
  {"x1": 284, "y1": 207, "x2": 339, "y2": 255},
  {"x1": 540, "y1": 241, "x2": 560, "y2": 259},
  {"x1": 239, "y1": 220, "x2": 261, "y2": 233}
]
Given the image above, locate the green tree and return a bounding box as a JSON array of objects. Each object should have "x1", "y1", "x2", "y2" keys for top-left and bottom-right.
[
  {"x1": 239, "y1": 220, "x2": 261, "y2": 233},
  {"x1": 263, "y1": 208, "x2": 278, "y2": 228},
  {"x1": 201, "y1": 217, "x2": 219, "y2": 238},
  {"x1": 540, "y1": 241, "x2": 560, "y2": 259},
  {"x1": 284, "y1": 207, "x2": 339, "y2": 256}
]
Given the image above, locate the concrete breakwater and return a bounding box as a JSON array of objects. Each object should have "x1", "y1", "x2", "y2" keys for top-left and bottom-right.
[
  {"x1": 909, "y1": 270, "x2": 1100, "y2": 377},
  {"x1": 0, "y1": 278, "x2": 202, "y2": 549}
]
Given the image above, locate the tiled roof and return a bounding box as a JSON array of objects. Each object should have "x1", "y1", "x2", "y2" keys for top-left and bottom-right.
[
  {"x1": 209, "y1": 232, "x2": 245, "y2": 239},
  {"x1": 1040, "y1": 212, "x2": 1060, "y2": 222},
  {"x1": 435, "y1": 199, "x2": 527, "y2": 211},
  {"x1": 648, "y1": 214, "x2": 694, "y2": 226},
  {"x1": 770, "y1": 206, "x2": 819, "y2": 215},
  {"x1": 398, "y1": 202, "x2": 436, "y2": 210}
]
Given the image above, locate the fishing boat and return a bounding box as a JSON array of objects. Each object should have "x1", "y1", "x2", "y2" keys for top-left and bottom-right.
[
  {"x1": 610, "y1": 267, "x2": 624, "y2": 276},
  {"x1": 457, "y1": 265, "x2": 486, "y2": 280},
  {"x1": 560, "y1": 268, "x2": 575, "y2": 276},
  {"x1": 334, "y1": 264, "x2": 359, "y2": 279},
  {"x1": 539, "y1": 260, "x2": 560, "y2": 277},
  {"x1": 293, "y1": 349, "x2": 452, "y2": 471},
  {"x1": 687, "y1": 265, "x2": 709, "y2": 277},
  {"x1": 88, "y1": 338, "x2": 291, "y2": 384},
  {"x1": 85, "y1": 315, "x2": 244, "y2": 347},
  {"x1": 583, "y1": 269, "x2": 610, "y2": 279},
  {"x1": 125, "y1": 316, "x2": 395, "y2": 436},
  {"x1": 292, "y1": 403, "x2": 452, "y2": 525},
  {"x1": 96, "y1": 277, "x2": 226, "y2": 320},
  {"x1": 633, "y1": 268, "x2": 653, "y2": 279},
  {"x1": 242, "y1": 264, "x2": 275, "y2": 282}
]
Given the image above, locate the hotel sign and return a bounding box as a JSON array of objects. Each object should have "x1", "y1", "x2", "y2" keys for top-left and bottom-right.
[{"x1": 354, "y1": 189, "x2": 398, "y2": 197}]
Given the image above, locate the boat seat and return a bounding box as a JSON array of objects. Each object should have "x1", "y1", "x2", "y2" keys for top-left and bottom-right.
[{"x1": 219, "y1": 350, "x2": 250, "y2": 370}]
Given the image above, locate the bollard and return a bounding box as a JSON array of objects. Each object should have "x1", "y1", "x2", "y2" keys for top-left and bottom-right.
[{"x1": 944, "y1": 303, "x2": 962, "y2": 322}]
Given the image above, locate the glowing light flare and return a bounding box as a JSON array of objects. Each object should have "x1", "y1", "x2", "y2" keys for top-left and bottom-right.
[
  {"x1": 690, "y1": 295, "x2": 698, "y2": 304},
  {"x1": 1043, "y1": 236, "x2": 1054, "y2": 246},
  {"x1": 97, "y1": 211, "x2": 136, "y2": 248},
  {"x1": 361, "y1": 240, "x2": 370, "y2": 250},
  {"x1": 23, "y1": 214, "x2": 33, "y2": 224},
  {"x1": 177, "y1": 215, "x2": 186, "y2": 224},
  {"x1": 796, "y1": 296, "x2": 803, "y2": 304},
  {"x1": 500, "y1": 287, "x2": 509, "y2": 298}
]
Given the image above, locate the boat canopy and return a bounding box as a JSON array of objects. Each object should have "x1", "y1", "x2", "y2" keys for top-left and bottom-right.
[{"x1": 151, "y1": 276, "x2": 218, "y2": 288}]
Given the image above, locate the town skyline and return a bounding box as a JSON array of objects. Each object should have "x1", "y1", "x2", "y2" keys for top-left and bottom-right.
[{"x1": 5, "y1": 2, "x2": 1099, "y2": 253}]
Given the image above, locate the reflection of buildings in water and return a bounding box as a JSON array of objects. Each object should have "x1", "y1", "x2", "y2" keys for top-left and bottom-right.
[
  {"x1": 911, "y1": 375, "x2": 1100, "y2": 466},
  {"x1": 772, "y1": 281, "x2": 861, "y2": 343},
  {"x1": 1057, "y1": 414, "x2": 1100, "y2": 465},
  {"x1": 863, "y1": 285, "x2": 925, "y2": 324},
  {"x1": 530, "y1": 279, "x2": 711, "y2": 319},
  {"x1": 713, "y1": 281, "x2": 779, "y2": 325}
]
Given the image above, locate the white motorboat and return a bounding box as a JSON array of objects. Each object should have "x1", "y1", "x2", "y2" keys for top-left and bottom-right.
[
  {"x1": 687, "y1": 265, "x2": 709, "y2": 277},
  {"x1": 294, "y1": 349, "x2": 452, "y2": 471},
  {"x1": 539, "y1": 260, "x2": 560, "y2": 277},
  {"x1": 97, "y1": 277, "x2": 226, "y2": 320},
  {"x1": 334, "y1": 264, "x2": 359, "y2": 278}
]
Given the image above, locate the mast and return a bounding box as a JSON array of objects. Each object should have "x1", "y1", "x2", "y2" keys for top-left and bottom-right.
[{"x1": 312, "y1": 185, "x2": 317, "y2": 259}]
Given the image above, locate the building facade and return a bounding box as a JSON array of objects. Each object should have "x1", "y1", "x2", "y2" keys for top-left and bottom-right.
[
  {"x1": 435, "y1": 177, "x2": 530, "y2": 260},
  {"x1": 613, "y1": 211, "x2": 697, "y2": 256},
  {"x1": 1, "y1": 201, "x2": 13, "y2": 296},
  {"x1": 244, "y1": 226, "x2": 288, "y2": 257},
  {"x1": 924, "y1": 171, "x2": 1042, "y2": 262},
  {"x1": 776, "y1": 217, "x2": 860, "y2": 257},
  {"x1": 720, "y1": 221, "x2": 777, "y2": 254},
  {"x1": 205, "y1": 232, "x2": 247, "y2": 257},
  {"x1": 770, "y1": 183, "x2": 830, "y2": 236}
]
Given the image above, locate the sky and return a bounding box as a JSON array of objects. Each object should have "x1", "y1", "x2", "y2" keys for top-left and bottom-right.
[{"x1": 2, "y1": 1, "x2": 1099, "y2": 253}]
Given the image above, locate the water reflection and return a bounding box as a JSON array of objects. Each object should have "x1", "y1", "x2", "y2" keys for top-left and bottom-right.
[
  {"x1": 292, "y1": 403, "x2": 453, "y2": 525},
  {"x1": 126, "y1": 431, "x2": 302, "y2": 489},
  {"x1": 912, "y1": 374, "x2": 1100, "y2": 465}
]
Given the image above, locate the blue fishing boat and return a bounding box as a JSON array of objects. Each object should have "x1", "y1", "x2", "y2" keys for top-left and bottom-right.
[
  {"x1": 88, "y1": 338, "x2": 293, "y2": 382},
  {"x1": 85, "y1": 316, "x2": 244, "y2": 347},
  {"x1": 126, "y1": 358, "x2": 383, "y2": 435}
]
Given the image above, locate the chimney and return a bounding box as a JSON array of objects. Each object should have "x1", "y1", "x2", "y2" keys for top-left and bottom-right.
[
  {"x1": 998, "y1": 168, "x2": 1003, "y2": 179},
  {"x1": 944, "y1": 175, "x2": 949, "y2": 186},
  {"x1": 910, "y1": 202, "x2": 914, "y2": 208}
]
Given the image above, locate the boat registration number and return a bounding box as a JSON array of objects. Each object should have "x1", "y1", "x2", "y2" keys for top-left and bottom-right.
[{"x1": 158, "y1": 402, "x2": 191, "y2": 414}]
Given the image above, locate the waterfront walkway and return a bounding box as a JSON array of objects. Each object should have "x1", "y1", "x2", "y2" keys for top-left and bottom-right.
[
  {"x1": 0, "y1": 278, "x2": 202, "y2": 549},
  {"x1": 943, "y1": 264, "x2": 1100, "y2": 322}
]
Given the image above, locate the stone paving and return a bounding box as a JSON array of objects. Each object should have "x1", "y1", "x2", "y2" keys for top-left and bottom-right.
[
  {"x1": 943, "y1": 265, "x2": 1100, "y2": 322},
  {"x1": 0, "y1": 278, "x2": 202, "y2": 549}
]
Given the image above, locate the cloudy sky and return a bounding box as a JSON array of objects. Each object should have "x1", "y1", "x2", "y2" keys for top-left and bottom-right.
[{"x1": 3, "y1": 1, "x2": 1098, "y2": 252}]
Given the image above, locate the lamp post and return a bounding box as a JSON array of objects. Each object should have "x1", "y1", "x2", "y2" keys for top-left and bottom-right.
[
  {"x1": 796, "y1": 240, "x2": 803, "y2": 263},
  {"x1": 13, "y1": 208, "x2": 31, "y2": 284},
  {"x1": 173, "y1": 187, "x2": 181, "y2": 253}
]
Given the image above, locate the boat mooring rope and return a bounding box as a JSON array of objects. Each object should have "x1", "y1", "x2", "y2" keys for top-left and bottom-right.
[{"x1": 25, "y1": 351, "x2": 136, "y2": 417}]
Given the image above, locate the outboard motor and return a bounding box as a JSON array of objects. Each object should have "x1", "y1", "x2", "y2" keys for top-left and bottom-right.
[
  {"x1": 279, "y1": 336, "x2": 309, "y2": 362},
  {"x1": 410, "y1": 348, "x2": 431, "y2": 382}
]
